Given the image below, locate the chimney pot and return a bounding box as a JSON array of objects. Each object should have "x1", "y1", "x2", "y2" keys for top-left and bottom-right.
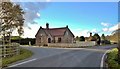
[
  {"x1": 46, "y1": 23, "x2": 49, "y2": 29},
  {"x1": 40, "y1": 26, "x2": 42, "y2": 29},
  {"x1": 90, "y1": 32, "x2": 92, "y2": 37},
  {"x1": 66, "y1": 25, "x2": 68, "y2": 28}
]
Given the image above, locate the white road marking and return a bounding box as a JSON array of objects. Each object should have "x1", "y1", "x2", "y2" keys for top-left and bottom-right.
[
  {"x1": 9, "y1": 58, "x2": 37, "y2": 67},
  {"x1": 100, "y1": 50, "x2": 110, "y2": 68}
]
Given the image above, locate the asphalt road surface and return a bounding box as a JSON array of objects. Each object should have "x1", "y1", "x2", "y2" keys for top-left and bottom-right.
[{"x1": 8, "y1": 45, "x2": 117, "y2": 68}]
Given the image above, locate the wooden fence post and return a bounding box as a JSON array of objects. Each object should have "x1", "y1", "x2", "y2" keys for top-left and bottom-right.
[{"x1": 1, "y1": 43, "x2": 20, "y2": 58}]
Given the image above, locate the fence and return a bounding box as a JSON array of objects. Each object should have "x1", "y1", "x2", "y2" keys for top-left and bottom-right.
[
  {"x1": 0, "y1": 43, "x2": 20, "y2": 58},
  {"x1": 48, "y1": 41, "x2": 96, "y2": 48}
]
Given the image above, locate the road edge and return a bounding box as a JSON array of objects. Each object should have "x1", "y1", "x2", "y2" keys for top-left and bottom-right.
[{"x1": 100, "y1": 50, "x2": 110, "y2": 68}]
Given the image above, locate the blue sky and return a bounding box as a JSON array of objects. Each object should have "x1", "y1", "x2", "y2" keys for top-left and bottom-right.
[
  {"x1": 12, "y1": 2, "x2": 119, "y2": 38},
  {"x1": 35, "y1": 2, "x2": 117, "y2": 28}
]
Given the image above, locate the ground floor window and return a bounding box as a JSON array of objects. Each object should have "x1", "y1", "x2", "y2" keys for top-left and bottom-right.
[
  {"x1": 48, "y1": 38, "x2": 51, "y2": 43},
  {"x1": 58, "y1": 38, "x2": 61, "y2": 43}
]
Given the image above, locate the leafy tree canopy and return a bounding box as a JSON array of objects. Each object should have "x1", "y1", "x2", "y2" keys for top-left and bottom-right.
[
  {"x1": 79, "y1": 36, "x2": 85, "y2": 41},
  {"x1": 11, "y1": 36, "x2": 22, "y2": 40},
  {"x1": 0, "y1": 2, "x2": 25, "y2": 44},
  {"x1": 0, "y1": 2, "x2": 24, "y2": 36},
  {"x1": 93, "y1": 33, "x2": 101, "y2": 45},
  {"x1": 101, "y1": 34, "x2": 106, "y2": 40}
]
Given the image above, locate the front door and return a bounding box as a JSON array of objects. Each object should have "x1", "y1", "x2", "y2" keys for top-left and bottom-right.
[{"x1": 48, "y1": 38, "x2": 51, "y2": 43}]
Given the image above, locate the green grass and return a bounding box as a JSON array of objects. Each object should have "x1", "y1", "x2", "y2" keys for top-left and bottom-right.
[
  {"x1": 2, "y1": 48, "x2": 33, "y2": 67},
  {"x1": 107, "y1": 48, "x2": 120, "y2": 69}
]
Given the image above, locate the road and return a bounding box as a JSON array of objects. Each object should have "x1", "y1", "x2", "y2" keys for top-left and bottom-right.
[{"x1": 8, "y1": 45, "x2": 117, "y2": 68}]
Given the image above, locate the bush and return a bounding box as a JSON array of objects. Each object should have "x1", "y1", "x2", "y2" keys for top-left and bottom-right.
[
  {"x1": 107, "y1": 48, "x2": 120, "y2": 69},
  {"x1": 11, "y1": 38, "x2": 35, "y2": 45},
  {"x1": 101, "y1": 40, "x2": 111, "y2": 45},
  {"x1": 79, "y1": 36, "x2": 85, "y2": 41},
  {"x1": 43, "y1": 44, "x2": 48, "y2": 46}
]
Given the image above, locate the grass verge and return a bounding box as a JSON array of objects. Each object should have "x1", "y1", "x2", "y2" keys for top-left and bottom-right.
[
  {"x1": 2, "y1": 48, "x2": 33, "y2": 67},
  {"x1": 107, "y1": 48, "x2": 120, "y2": 69}
]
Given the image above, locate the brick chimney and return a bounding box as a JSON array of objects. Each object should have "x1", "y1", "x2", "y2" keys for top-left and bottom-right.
[
  {"x1": 46, "y1": 23, "x2": 49, "y2": 29},
  {"x1": 40, "y1": 26, "x2": 42, "y2": 29},
  {"x1": 90, "y1": 32, "x2": 92, "y2": 37},
  {"x1": 66, "y1": 25, "x2": 68, "y2": 28}
]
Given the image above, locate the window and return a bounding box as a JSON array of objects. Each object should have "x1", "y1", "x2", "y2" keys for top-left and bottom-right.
[
  {"x1": 48, "y1": 38, "x2": 51, "y2": 43},
  {"x1": 66, "y1": 38, "x2": 68, "y2": 43},
  {"x1": 39, "y1": 38, "x2": 41, "y2": 43},
  {"x1": 58, "y1": 38, "x2": 61, "y2": 43}
]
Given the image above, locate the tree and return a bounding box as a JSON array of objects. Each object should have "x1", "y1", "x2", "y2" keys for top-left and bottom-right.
[
  {"x1": 118, "y1": 40, "x2": 120, "y2": 64},
  {"x1": 101, "y1": 34, "x2": 111, "y2": 45},
  {"x1": 118, "y1": 2, "x2": 120, "y2": 64},
  {"x1": 75, "y1": 36, "x2": 79, "y2": 41},
  {"x1": 101, "y1": 34, "x2": 106, "y2": 40},
  {"x1": 101, "y1": 34, "x2": 106, "y2": 44},
  {"x1": 79, "y1": 36, "x2": 85, "y2": 41},
  {"x1": 93, "y1": 33, "x2": 101, "y2": 45},
  {"x1": 0, "y1": 2, "x2": 24, "y2": 44},
  {"x1": 11, "y1": 36, "x2": 22, "y2": 40}
]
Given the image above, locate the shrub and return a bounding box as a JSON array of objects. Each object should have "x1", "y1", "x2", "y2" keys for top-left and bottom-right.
[
  {"x1": 101, "y1": 40, "x2": 111, "y2": 45},
  {"x1": 43, "y1": 44, "x2": 48, "y2": 46},
  {"x1": 11, "y1": 38, "x2": 35, "y2": 45},
  {"x1": 79, "y1": 36, "x2": 85, "y2": 41},
  {"x1": 107, "y1": 48, "x2": 120, "y2": 69}
]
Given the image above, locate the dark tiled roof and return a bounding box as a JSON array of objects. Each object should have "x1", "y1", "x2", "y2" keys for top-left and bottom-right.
[
  {"x1": 43, "y1": 27, "x2": 66, "y2": 36},
  {"x1": 35, "y1": 27, "x2": 74, "y2": 37}
]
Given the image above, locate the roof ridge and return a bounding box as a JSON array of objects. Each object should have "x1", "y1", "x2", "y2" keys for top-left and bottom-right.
[
  {"x1": 43, "y1": 27, "x2": 67, "y2": 30},
  {"x1": 35, "y1": 26, "x2": 74, "y2": 37}
]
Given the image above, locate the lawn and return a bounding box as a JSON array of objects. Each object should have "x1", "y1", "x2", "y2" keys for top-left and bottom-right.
[
  {"x1": 107, "y1": 48, "x2": 120, "y2": 69},
  {"x1": 2, "y1": 48, "x2": 33, "y2": 67}
]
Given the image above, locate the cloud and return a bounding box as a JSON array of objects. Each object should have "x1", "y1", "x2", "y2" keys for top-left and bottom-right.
[
  {"x1": 22, "y1": 24, "x2": 40, "y2": 38},
  {"x1": 101, "y1": 22, "x2": 111, "y2": 27},
  {"x1": 12, "y1": 23, "x2": 40, "y2": 38},
  {"x1": 91, "y1": 29, "x2": 97, "y2": 33},
  {"x1": 36, "y1": 13, "x2": 41, "y2": 17},
  {"x1": 46, "y1": 0, "x2": 51, "y2": 2},
  {"x1": 80, "y1": 30, "x2": 90, "y2": 37},
  {"x1": 109, "y1": 23, "x2": 120, "y2": 31},
  {"x1": 13, "y1": 2, "x2": 50, "y2": 29},
  {"x1": 102, "y1": 28, "x2": 109, "y2": 32},
  {"x1": 102, "y1": 23, "x2": 120, "y2": 32},
  {"x1": 73, "y1": 28, "x2": 99, "y2": 37}
]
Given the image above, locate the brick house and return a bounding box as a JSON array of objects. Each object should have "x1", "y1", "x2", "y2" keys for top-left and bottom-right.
[{"x1": 35, "y1": 23, "x2": 75, "y2": 46}]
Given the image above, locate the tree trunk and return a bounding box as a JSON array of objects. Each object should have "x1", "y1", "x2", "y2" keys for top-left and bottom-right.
[
  {"x1": 9, "y1": 32, "x2": 11, "y2": 45},
  {"x1": 19, "y1": 36, "x2": 21, "y2": 45},
  {"x1": 3, "y1": 31, "x2": 5, "y2": 45},
  {"x1": 118, "y1": 40, "x2": 120, "y2": 64}
]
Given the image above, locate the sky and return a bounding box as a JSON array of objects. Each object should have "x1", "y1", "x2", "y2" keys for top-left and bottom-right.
[{"x1": 11, "y1": 1, "x2": 119, "y2": 38}]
